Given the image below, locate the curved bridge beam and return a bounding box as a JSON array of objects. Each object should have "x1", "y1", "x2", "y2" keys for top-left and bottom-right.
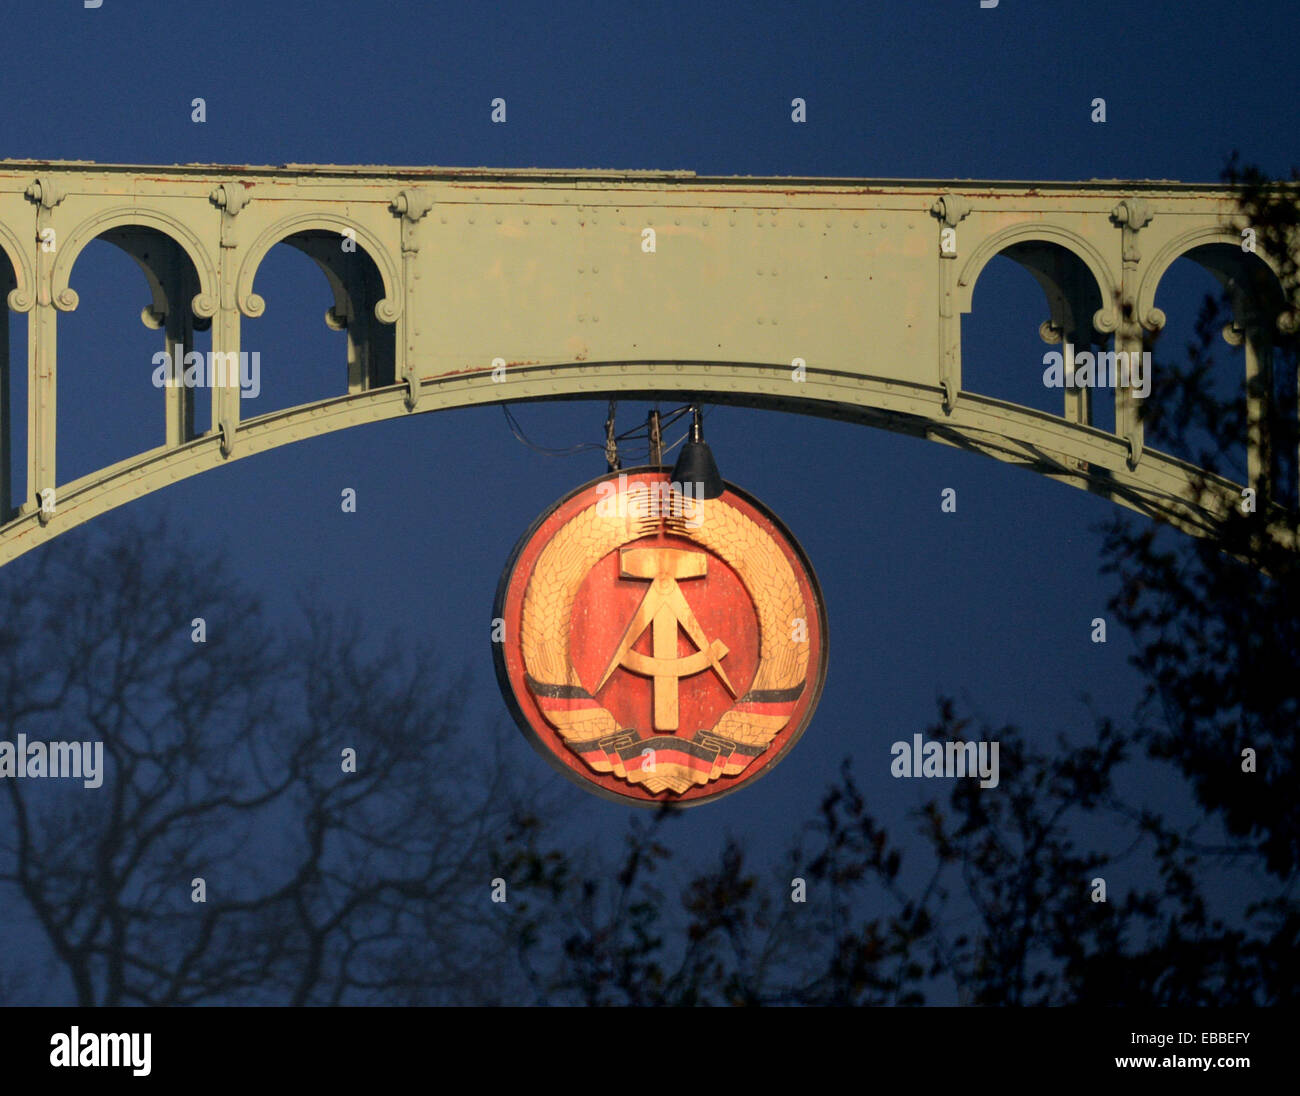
[
  {"x1": 0, "y1": 360, "x2": 1260, "y2": 567},
  {"x1": 0, "y1": 161, "x2": 1295, "y2": 567}
]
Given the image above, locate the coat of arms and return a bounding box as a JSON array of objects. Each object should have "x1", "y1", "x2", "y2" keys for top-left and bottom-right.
[{"x1": 493, "y1": 469, "x2": 827, "y2": 805}]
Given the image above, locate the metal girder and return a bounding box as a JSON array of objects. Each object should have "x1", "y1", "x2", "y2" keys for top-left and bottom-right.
[{"x1": 0, "y1": 161, "x2": 1295, "y2": 567}]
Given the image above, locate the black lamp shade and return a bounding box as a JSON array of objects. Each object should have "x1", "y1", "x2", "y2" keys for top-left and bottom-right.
[{"x1": 671, "y1": 439, "x2": 725, "y2": 499}]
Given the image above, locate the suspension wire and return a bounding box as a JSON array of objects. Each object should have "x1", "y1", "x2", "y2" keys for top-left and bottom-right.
[
  {"x1": 612, "y1": 404, "x2": 692, "y2": 442},
  {"x1": 662, "y1": 422, "x2": 692, "y2": 457},
  {"x1": 618, "y1": 404, "x2": 704, "y2": 464},
  {"x1": 501, "y1": 401, "x2": 703, "y2": 463},
  {"x1": 500, "y1": 405, "x2": 606, "y2": 457}
]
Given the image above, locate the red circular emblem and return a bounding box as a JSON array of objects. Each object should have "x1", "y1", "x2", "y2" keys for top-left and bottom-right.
[{"x1": 493, "y1": 469, "x2": 828, "y2": 805}]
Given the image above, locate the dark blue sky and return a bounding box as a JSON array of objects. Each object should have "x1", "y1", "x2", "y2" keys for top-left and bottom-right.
[{"x1": 2, "y1": 0, "x2": 1295, "y2": 969}]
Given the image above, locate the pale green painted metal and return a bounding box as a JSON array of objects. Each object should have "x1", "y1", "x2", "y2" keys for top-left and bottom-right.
[{"x1": 0, "y1": 161, "x2": 1294, "y2": 567}]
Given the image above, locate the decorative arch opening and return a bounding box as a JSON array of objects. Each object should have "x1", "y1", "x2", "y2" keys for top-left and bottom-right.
[
  {"x1": 962, "y1": 238, "x2": 1112, "y2": 431},
  {"x1": 57, "y1": 225, "x2": 211, "y2": 485},
  {"x1": 239, "y1": 229, "x2": 397, "y2": 419},
  {"x1": 1148, "y1": 242, "x2": 1291, "y2": 499}
]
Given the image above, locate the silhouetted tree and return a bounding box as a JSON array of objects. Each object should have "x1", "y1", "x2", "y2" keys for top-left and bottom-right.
[
  {"x1": 1097, "y1": 156, "x2": 1300, "y2": 1003},
  {"x1": 0, "y1": 517, "x2": 542, "y2": 1005}
]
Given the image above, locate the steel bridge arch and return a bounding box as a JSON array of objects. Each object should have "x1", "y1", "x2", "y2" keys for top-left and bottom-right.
[
  {"x1": 0, "y1": 162, "x2": 1296, "y2": 567},
  {"x1": 0, "y1": 356, "x2": 1256, "y2": 567}
]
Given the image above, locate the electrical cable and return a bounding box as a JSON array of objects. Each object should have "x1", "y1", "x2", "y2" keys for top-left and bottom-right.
[
  {"x1": 501, "y1": 401, "x2": 707, "y2": 462},
  {"x1": 500, "y1": 405, "x2": 606, "y2": 457}
]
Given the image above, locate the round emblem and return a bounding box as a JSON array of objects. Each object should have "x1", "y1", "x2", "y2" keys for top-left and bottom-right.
[{"x1": 493, "y1": 468, "x2": 828, "y2": 805}]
